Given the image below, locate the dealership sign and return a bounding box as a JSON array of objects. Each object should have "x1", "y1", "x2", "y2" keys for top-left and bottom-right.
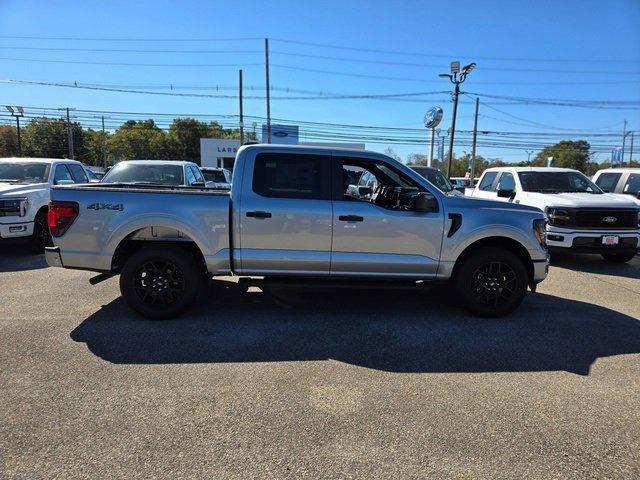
[{"x1": 424, "y1": 107, "x2": 443, "y2": 129}]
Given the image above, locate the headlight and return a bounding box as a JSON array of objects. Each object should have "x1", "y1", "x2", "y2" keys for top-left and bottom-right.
[
  {"x1": 533, "y1": 218, "x2": 547, "y2": 247},
  {"x1": 545, "y1": 207, "x2": 570, "y2": 226}
]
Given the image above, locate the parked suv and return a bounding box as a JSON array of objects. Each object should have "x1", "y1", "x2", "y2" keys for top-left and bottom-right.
[
  {"x1": 471, "y1": 167, "x2": 640, "y2": 262},
  {"x1": 0, "y1": 157, "x2": 90, "y2": 252}
]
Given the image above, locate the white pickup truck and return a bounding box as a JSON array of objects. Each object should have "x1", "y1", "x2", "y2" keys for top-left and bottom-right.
[
  {"x1": 0, "y1": 157, "x2": 91, "y2": 252},
  {"x1": 471, "y1": 167, "x2": 640, "y2": 262},
  {"x1": 46, "y1": 145, "x2": 550, "y2": 319}
]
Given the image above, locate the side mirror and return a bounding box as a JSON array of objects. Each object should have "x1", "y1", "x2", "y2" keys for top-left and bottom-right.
[
  {"x1": 414, "y1": 192, "x2": 438, "y2": 212},
  {"x1": 497, "y1": 188, "x2": 516, "y2": 199},
  {"x1": 358, "y1": 186, "x2": 372, "y2": 197},
  {"x1": 55, "y1": 179, "x2": 75, "y2": 186}
]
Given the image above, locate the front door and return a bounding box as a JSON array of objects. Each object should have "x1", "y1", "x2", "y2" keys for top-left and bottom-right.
[
  {"x1": 237, "y1": 151, "x2": 333, "y2": 275},
  {"x1": 331, "y1": 156, "x2": 445, "y2": 278}
]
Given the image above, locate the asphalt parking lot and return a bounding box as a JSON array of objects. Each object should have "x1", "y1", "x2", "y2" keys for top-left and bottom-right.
[{"x1": 1, "y1": 250, "x2": 639, "y2": 479}]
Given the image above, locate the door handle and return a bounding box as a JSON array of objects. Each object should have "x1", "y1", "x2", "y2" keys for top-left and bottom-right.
[
  {"x1": 338, "y1": 215, "x2": 364, "y2": 222},
  {"x1": 246, "y1": 211, "x2": 272, "y2": 219}
]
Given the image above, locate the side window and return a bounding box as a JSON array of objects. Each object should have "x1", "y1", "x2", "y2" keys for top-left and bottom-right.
[
  {"x1": 479, "y1": 171, "x2": 498, "y2": 191},
  {"x1": 253, "y1": 153, "x2": 331, "y2": 200},
  {"x1": 595, "y1": 172, "x2": 622, "y2": 193},
  {"x1": 191, "y1": 166, "x2": 205, "y2": 184},
  {"x1": 53, "y1": 165, "x2": 73, "y2": 185},
  {"x1": 67, "y1": 164, "x2": 89, "y2": 183},
  {"x1": 496, "y1": 172, "x2": 516, "y2": 191},
  {"x1": 185, "y1": 166, "x2": 197, "y2": 186},
  {"x1": 622, "y1": 174, "x2": 640, "y2": 196}
]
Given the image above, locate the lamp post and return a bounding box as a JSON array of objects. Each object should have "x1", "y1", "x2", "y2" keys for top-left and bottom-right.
[
  {"x1": 526, "y1": 150, "x2": 534, "y2": 164},
  {"x1": 439, "y1": 61, "x2": 476, "y2": 178},
  {"x1": 5, "y1": 106, "x2": 24, "y2": 156}
]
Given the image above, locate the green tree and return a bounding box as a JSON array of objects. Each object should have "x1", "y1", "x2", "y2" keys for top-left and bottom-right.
[
  {"x1": 83, "y1": 129, "x2": 109, "y2": 167},
  {"x1": 107, "y1": 119, "x2": 179, "y2": 160},
  {"x1": 168, "y1": 118, "x2": 212, "y2": 162},
  {"x1": 532, "y1": 140, "x2": 590, "y2": 172},
  {"x1": 22, "y1": 117, "x2": 85, "y2": 159},
  {"x1": 0, "y1": 125, "x2": 19, "y2": 157}
]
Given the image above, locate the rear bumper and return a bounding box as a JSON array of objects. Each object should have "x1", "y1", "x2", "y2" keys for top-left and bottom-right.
[{"x1": 45, "y1": 246, "x2": 64, "y2": 268}]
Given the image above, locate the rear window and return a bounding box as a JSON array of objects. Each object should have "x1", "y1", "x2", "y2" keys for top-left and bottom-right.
[
  {"x1": 203, "y1": 170, "x2": 228, "y2": 183},
  {"x1": 594, "y1": 172, "x2": 621, "y2": 192},
  {"x1": 253, "y1": 153, "x2": 330, "y2": 200},
  {"x1": 102, "y1": 163, "x2": 184, "y2": 186}
]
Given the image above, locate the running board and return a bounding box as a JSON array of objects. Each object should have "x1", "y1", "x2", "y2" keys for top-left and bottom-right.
[{"x1": 238, "y1": 277, "x2": 433, "y2": 291}]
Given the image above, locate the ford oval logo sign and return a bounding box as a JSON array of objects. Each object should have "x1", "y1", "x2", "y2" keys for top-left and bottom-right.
[
  {"x1": 272, "y1": 131, "x2": 288, "y2": 138},
  {"x1": 602, "y1": 216, "x2": 617, "y2": 223},
  {"x1": 424, "y1": 107, "x2": 443, "y2": 129}
]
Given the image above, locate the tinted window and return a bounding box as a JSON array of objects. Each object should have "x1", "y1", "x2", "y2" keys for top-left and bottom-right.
[
  {"x1": 622, "y1": 174, "x2": 640, "y2": 196},
  {"x1": 102, "y1": 163, "x2": 184, "y2": 186},
  {"x1": 410, "y1": 166, "x2": 453, "y2": 192},
  {"x1": 497, "y1": 172, "x2": 516, "y2": 191},
  {"x1": 518, "y1": 171, "x2": 601, "y2": 194},
  {"x1": 0, "y1": 162, "x2": 49, "y2": 184},
  {"x1": 203, "y1": 170, "x2": 227, "y2": 183},
  {"x1": 479, "y1": 172, "x2": 498, "y2": 191},
  {"x1": 67, "y1": 164, "x2": 89, "y2": 183},
  {"x1": 253, "y1": 153, "x2": 330, "y2": 200},
  {"x1": 595, "y1": 172, "x2": 621, "y2": 192},
  {"x1": 54, "y1": 165, "x2": 74, "y2": 184}
]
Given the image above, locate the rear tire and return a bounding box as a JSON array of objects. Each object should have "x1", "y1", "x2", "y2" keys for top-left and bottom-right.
[
  {"x1": 119, "y1": 245, "x2": 202, "y2": 319},
  {"x1": 601, "y1": 252, "x2": 637, "y2": 263},
  {"x1": 29, "y1": 210, "x2": 52, "y2": 254},
  {"x1": 455, "y1": 247, "x2": 528, "y2": 318}
]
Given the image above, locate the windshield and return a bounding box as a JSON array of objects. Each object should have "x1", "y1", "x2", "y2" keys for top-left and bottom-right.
[
  {"x1": 518, "y1": 171, "x2": 602, "y2": 194},
  {"x1": 410, "y1": 166, "x2": 453, "y2": 192},
  {"x1": 0, "y1": 163, "x2": 50, "y2": 184},
  {"x1": 102, "y1": 163, "x2": 184, "y2": 186},
  {"x1": 203, "y1": 170, "x2": 227, "y2": 183}
]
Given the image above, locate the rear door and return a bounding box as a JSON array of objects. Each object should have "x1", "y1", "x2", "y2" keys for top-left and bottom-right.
[{"x1": 237, "y1": 151, "x2": 333, "y2": 275}]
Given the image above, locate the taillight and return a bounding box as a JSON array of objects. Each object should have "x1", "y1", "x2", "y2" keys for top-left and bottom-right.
[{"x1": 48, "y1": 201, "x2": 79, "y2": 237}]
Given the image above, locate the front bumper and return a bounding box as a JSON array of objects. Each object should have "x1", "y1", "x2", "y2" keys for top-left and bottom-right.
[
  {"x1": 532, "y1": 255, "x2": 550, "y2": 283},
  {"x1": 546, "y1": 226, "x2": 639, "y2": 253},
  {"x1": 45, "y1": 246, "x2": 64, "y2": 268},
  {"x1": 0, "y1": 221, "x2": 34, "y2": 239}
]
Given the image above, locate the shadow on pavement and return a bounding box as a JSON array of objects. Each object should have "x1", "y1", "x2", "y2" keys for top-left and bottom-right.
[
  {"x1": 71, "y1": 280, "x2": 640, "y2": 375},
  {"x1": 551, "y1": 252, "x2": 640, "y2": 280},
  {"x1": 0, "y1": 246, "x2": 47, "y2": 272}
]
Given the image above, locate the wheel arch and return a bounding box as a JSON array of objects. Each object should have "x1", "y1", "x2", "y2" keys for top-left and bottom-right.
[{"x1": 452, "y1": 236, "x2": 534, "y2": 283}]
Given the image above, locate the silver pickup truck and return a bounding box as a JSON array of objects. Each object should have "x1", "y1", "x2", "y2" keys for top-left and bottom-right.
[{"x1": 46, "y1": 144, "x2": 549, "y2": 318}]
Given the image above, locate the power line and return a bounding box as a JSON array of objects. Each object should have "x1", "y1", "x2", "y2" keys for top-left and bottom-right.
[
  {"x1": 0, "y1": 56, "x2": 261, "y2": 67},
  {"x1": 0, "y1": 35, "x2": 261, "y2": 42}
]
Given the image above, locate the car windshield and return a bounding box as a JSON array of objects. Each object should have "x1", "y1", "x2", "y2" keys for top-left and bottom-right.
[
  {"x1": 102, "y1": 163, "x2": 184, "y2": 186},
  {"x1": 203, "y1": 170, "x2": 227, "y2": 183},
  {"x1": 0, "y1": 163, "x2": 50, "y2": 184},
  {"x1": 411, "y1": 166, "x2": 454, "y2": 192},
  {"x1": 518, "y1": 171, "x2": 602, "y2": 194}
]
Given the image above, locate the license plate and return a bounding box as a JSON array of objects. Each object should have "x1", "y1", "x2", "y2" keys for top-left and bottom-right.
[{"x1": 602, "y1": 235, "x2": 619, "y2": 245}]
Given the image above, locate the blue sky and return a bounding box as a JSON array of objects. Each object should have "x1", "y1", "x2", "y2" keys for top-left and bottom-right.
[{"x1": 0, "y1": 0, "x2": 639, "y2": 162}]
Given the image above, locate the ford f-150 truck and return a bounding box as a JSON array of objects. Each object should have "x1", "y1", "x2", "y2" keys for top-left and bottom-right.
[
  {"x1": 0, "y1": 157, "x2": 91, "y2": 252},
  {"x1": 471, "y1": 167, "x2": 640, "y2": 262},
  {"x1": 46, "y1": 145, "x2": 549, "y2": 318}
]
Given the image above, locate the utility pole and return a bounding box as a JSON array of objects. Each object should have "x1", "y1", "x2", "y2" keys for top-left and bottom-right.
[
  {"x1": 470, "y1": 97, "x2": 479, "y2": 181},
  {"x1": 630, "y1": 132, "x2": 635, "y2": 164},
  {"x1": 101, "y1": 115, "x2": 107, "y2": 169},
  {"x1": 526, "y1": 150, "x2": 534, "y2": 164},
  {"x1": 621, "y1": 119, "x2": 627, "y2": 167},
  {"x1": 264, "y1": 38, "x2": 271, "y2": 144},
  {"x1": 239, "y1": 69, "x2": 244, "y2": 145},
  {"x1": 439, "y1": 61, "x2": 476, "y2": 179},
  {"x1": 4, "y1": 106, "x2": 23, "y2": 156},
  {"x1": 59, "y1": 107, "x2": 75, "y2": 159}
]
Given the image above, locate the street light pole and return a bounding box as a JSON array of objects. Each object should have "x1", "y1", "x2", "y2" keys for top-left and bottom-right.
[
  {"x1": 526, "y1": 150, "x2": 534, "y2": 164},
  {"x1": 439, "y1": 61, "x2": 476, "y2": 179},
  {"x1": 470, "y1": 97, "x2": 479, "y2": 181}
]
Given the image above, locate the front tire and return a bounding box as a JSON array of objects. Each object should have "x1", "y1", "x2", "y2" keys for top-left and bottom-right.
[
  {"x1": 119, "y1": 245, "x2": 202, "y2": 319},
  {"x1": 601, "y1": 252, "x2": 637, "y2": 263},
  {"x1": 455, "y1": 247, "x2": 528, "y2": 318}
]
